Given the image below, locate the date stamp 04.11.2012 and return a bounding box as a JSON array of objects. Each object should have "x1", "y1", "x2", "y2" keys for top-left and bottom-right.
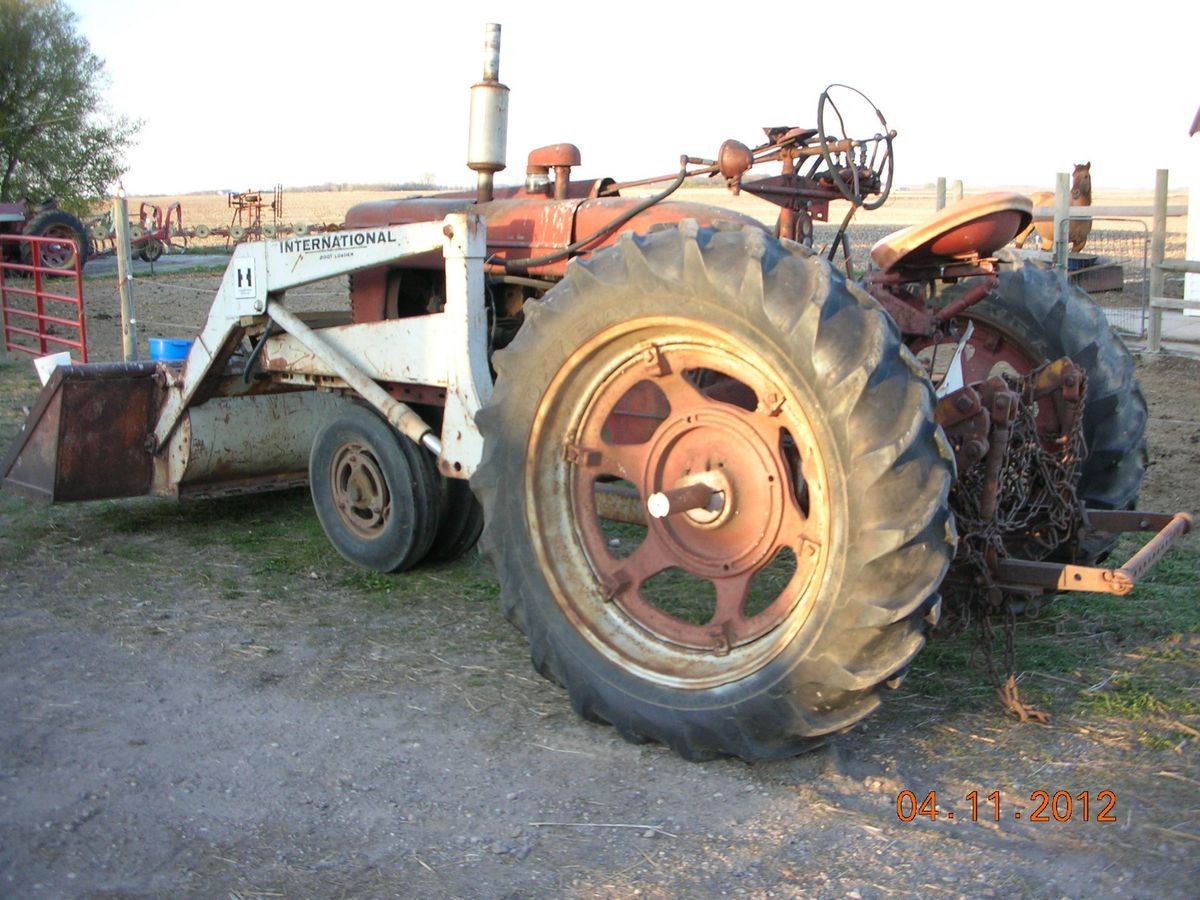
[{"x1": 896, "y1": 790, "x2": 1117, "y2": 824}]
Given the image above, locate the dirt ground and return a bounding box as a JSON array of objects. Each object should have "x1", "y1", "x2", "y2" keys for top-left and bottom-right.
[{"x1": 1, "y1": 255, "x2": 1198, "y2": 897}]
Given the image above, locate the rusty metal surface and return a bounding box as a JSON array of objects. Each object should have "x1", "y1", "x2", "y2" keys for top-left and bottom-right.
[
  {"x1": 975, "y1": 378, "x2": 1019, "y2": 521},
  {"x1": 562, "y1": 340, "x2": 828, "y2": 654},
  {"x1": 170, "y1": 391, "x2": 348, "y2": 489},
  {"x1": 741, "y1": 173, "x2": 838, "y2": 215},
  {"x1": 177, "y1": 471, "x2": 308, "y2": 501},
  {"x1": 935, "y1": 386, "x2": 990, "y2": 473},
  {"x1": 593, "y1": 483, "x2": 644, "y2": 525},
  {"x1": 342, "y1": 194, "x2": 764, "y2": 292},
  {"x1": 863, "y1": 281, "x2": 934, "y2": 337},
  {"x1": 2, "y1": 362, "x2": 159, "y2": 503},
  {"x1": 911, "y1": 321, "x2": 1053, "y2": 438},
  {"x1": 869, "y1": 193, "x2": 1032, "y2": 273},
  {"x1": 526, "y1": 144, "x2": 582, "y2": 199},
  {"x1": 526, "y1": 144, "x2": 582, "y2": 169},
  {"x1": 932, "y1": 276, "x2": 998, "y2": 325},
  {"x1": 994, "y1": 511, "x2": 1191, "y2": 595},
  {"x1": 386, "y1": 382, "x2": 447, "y2": 407},
  {"x1": 330, "y1": 440, "x2": 392, "y2": 539},
  {"x1": 647, "y1": 482, "x2": 719, "y2": 519},
  {"x1": 1110, "y1": 511, "x2": 1193, "y2": 585}
]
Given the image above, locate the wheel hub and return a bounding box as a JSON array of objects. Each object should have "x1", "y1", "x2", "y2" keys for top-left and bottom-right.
[
  {"x1": 331, "y1": 444, "x2": 391, "y2": 538},
  {"x1": 641, "y1": 408, "x2": 787, "y2": 579}
]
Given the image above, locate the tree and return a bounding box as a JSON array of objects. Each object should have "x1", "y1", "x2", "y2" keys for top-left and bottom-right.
[{"x1": 0, "y1": 0, "x2": 138, "y2": 214}]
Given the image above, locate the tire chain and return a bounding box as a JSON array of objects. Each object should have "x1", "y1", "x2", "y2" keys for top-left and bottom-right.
[{"x1": 943, "y1": 364, "x2": 1088, "y2": 721}]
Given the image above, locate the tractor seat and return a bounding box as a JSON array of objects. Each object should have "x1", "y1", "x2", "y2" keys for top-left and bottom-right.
[{"x1": 869, "y1": 192, "x2": 1032, "y2": 274}]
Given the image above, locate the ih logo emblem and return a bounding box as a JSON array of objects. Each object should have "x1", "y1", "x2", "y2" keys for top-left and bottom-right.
[{"x1": 234, "y1": 261, "x2": 257, "y2": 300}]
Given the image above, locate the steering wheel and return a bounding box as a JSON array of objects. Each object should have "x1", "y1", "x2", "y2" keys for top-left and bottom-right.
[{"x1": 816, "y1": 84, "x2": 894, "y2": 211}]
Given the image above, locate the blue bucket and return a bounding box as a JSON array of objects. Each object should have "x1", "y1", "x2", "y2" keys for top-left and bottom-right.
[{"x1": 149, "y1": 338, "x2": 193, "y2": 362}]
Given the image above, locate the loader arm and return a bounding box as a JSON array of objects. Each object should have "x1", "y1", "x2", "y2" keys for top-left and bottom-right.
[
  {"x1": 3, "y1": 213, "x2": 491, "y2": 506},
  {"x1": 151, "y1": 213, "x2": 491, "y2": 476}
]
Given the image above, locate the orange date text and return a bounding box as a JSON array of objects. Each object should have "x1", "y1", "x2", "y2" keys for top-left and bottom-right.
[{"x1": 895, "y1": 789, "x2": 1117, "y2": 823}]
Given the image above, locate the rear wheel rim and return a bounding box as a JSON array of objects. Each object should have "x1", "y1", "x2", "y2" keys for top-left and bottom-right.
[
  {"x1": 38, "y1": 225, "x2": 78, "y2": 268},
  {"x1": 528, "y1": 322, "x2": 833, "y2": 689},
  {"x1": 911, "y1": 314, "x2": 1068, "y2": 451}
]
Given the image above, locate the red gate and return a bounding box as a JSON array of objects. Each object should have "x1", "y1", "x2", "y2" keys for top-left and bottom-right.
[{"x1": 0, "y1": 234, "x2": 88, "y2": 363}]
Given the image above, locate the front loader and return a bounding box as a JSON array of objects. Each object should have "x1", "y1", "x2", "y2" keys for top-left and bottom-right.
[{"x1": 2, "y1": 25, "x2": 1190, "y2": 761}]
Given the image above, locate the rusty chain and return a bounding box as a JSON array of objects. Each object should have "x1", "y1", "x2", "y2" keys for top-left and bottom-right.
[{"x1": 943, "y1": 364, "x2": 1088, "y2": 721}]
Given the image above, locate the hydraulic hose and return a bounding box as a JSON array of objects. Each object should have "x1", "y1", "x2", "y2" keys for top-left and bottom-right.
[
  {"x1": 241, "y1": 320, "x2": 276, "y2": 384},
  {"x1": 503, "y1": 159, "x2": 689, "y2": 274}
]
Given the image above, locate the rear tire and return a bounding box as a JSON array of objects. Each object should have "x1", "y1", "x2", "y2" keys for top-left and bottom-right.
[
  {"x1": 925, "y1": 260, "x2": 1147, "y2": 562},
  {"x1": 472, "y1": 222, "x2": 956, "y2": 761},
  {"x1": 21, "y1": 209, "x2": 90, "y2": 271}
]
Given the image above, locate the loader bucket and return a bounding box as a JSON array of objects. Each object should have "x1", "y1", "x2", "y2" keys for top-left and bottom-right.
[{"x1": 2, "y1": 362, "x2": 160, "y2": 503}]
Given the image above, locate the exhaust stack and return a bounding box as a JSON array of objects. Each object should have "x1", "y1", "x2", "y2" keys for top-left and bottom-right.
[{"x1": 467, "y1": 23, "x2": 509, "y2": 203}]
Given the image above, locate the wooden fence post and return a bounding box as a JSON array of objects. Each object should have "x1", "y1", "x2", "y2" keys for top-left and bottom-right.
[
  {"x1": 113, "y1": 193, "x2": 138, "y2": 362},
  {"x1": 951, "y1": 180, "x2": 963, "y2": 203},
  {"x1": 1053, "y1": 172, "x2": 1070, "y2": 270},
  {"x1": 936, "y1": 177, "x2": 946, "y2": 211},
  {"x1": 1148, "y1": 168, "x2": 1169, "y2": 352}
]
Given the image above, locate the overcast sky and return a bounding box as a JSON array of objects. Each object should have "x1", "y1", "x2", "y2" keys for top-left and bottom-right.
[{"x1": 69, "y1": 0, "x2": 1197, "y2": 195}]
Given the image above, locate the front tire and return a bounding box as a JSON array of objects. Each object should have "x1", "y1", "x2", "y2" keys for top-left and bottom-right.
[
  {"x1": 309, "y1": 404, "x2": 440, "y2": 572},
  {"x1": 472, "y1": 223, "x2": 956, "y2": 761}
]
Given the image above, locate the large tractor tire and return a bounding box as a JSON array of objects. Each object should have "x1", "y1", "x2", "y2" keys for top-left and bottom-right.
[
  {"x1": 21, "y1": 209, "x2": 91, "y2": 271},
  {"x1": 922, "y1": 260, "x2": 1147, "y2": 562},
  {"x1": 472, "y1": 222, "x2": 956, "y2": 761}
]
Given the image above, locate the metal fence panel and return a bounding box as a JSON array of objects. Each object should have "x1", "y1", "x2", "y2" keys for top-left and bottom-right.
[{"x1": 1, "y1": 234, "x2": 89, "y2": 362}]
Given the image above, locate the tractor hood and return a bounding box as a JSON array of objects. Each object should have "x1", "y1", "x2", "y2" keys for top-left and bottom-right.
[{"x1": 344, "y1": 188, "x2": 766, "y2": 277}]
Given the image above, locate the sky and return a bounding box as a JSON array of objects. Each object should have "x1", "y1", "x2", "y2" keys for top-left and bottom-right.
[{"x1": 68, "y1": 0, "x2": 1197, "y2": 195}]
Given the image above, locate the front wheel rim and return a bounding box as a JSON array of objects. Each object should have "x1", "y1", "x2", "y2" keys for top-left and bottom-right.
[{"x1": 330, "y1": 442, "x2": 392, "y2": 539}]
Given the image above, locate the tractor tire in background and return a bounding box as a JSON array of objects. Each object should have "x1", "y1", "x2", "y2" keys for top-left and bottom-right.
[
  {"x1": 472, "y1": 222, "x2": 956, "y2": 761},
  {"x1": 138, "y1": 238, "x2": 164, "y2": 263},
  {"x1": 924, "y1": 260, "x2": 1147, "y2": 562},
  {"x1": 21, "y1": 209, "x2": 91, "y2": 271}
]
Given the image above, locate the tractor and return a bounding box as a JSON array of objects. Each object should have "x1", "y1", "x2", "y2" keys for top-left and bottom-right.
[
  {"x1": 0, "y1": 197, "x2": 90, "y2": 270},
  {"x1": 2, "y1": 25, "x2": 1188, "y2": 761}
]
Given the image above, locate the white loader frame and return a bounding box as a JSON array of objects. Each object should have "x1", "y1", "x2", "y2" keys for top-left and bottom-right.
[{"x1": 151, "y1": 213, "x2": 492, "y2": 478}]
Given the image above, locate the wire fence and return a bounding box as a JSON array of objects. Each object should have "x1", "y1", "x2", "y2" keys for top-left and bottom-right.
[{"x1": 1066, "y1": 221, "x2": 1151, "y2": 339}]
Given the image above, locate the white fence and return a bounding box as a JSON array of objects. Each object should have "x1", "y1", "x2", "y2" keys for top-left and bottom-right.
[{"x1": 1147, "y1": 169, "x2": 1200, "y2": 351}]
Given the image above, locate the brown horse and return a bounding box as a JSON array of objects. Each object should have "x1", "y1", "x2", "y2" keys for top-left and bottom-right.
[{"x1": 1014, "y1": 162, "x2": 1093, "y2": 252}]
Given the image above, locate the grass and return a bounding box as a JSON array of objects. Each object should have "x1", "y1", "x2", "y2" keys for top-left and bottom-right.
[{"x1": 909, "y1": 532, "x2": 1200, "y2": 746}]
